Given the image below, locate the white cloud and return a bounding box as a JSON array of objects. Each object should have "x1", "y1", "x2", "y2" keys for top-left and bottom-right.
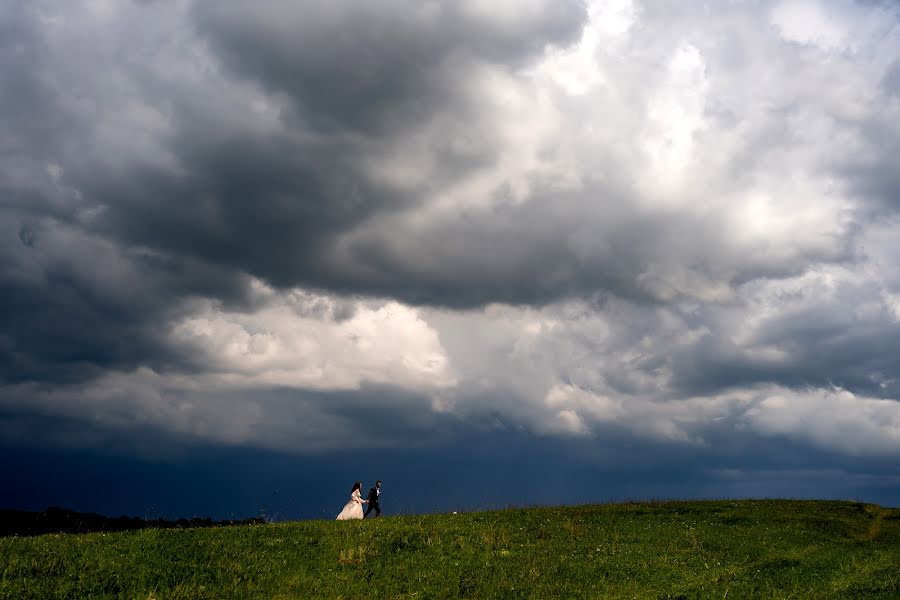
[
  {"x1": 170, "y1": 284, "x2": 456, "y2": 392},
  {"x1": 743, "y1": 387, "x2": 900, "y2": 455},
  {"x1": 771, "y1": 0, "x2": 848, "y2": 50},
  {"x1": 641, "y1": 42, "x2": 709, "y2": 193}
]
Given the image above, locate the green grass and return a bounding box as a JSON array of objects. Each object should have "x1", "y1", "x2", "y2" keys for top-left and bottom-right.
[{"x1": 1, "y1": 500, "x2": 898, "y2": 599}]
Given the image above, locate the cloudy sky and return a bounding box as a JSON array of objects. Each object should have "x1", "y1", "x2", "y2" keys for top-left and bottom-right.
[{"x1": 2, "y1": 0, "x2": 899, "y2": 518}]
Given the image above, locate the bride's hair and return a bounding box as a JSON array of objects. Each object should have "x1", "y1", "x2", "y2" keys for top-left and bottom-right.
[{"x1": 351, "y1": 481, "x2": 362, "y2": 493}]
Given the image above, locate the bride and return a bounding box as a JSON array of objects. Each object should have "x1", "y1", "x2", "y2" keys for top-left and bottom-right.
[{"x1": 336, "y1": 481, "x2": 368, "y2": 520}]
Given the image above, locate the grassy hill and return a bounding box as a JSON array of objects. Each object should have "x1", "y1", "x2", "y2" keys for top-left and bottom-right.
[{"x1": 1, "y1": 499, "x2": 898, "y2": 599}]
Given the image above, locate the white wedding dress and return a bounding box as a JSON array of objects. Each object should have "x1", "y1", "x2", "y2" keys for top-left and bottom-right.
[{"x1": 336, "y1": 489, "x2": 364, "y2": 520}]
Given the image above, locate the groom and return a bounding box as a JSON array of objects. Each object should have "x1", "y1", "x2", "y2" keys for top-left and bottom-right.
[{"x1": 364, "y1": 480, "x2": 382, "y2": 518}]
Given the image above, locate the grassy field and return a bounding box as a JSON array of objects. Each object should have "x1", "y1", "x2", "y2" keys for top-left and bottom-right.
[{"x1": 1, "y1": 499, "x2": 898, "y2": 599}]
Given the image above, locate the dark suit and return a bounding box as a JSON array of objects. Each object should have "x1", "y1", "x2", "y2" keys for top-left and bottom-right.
[{"x1": 364, "y1": 486, "x2": 381, "y2": 517}]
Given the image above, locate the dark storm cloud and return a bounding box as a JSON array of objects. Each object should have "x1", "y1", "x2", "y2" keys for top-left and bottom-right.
[
  {"x1": 65, "y1": 0, "x2": 601, "y2": 310},
  {"x1": 0, "y1": 3, "x2": 285, "y2": 382},
  {"x1": 82, "y1": 121, "x2": 409, "y2": 290},
  {"x1": 0, "y1": 210, "x2": 256, "y2": 383},
  {"x1": 0, "y1": 4, "x2": 168, "y2": 382},
  {"x1": 0, "y1": 5, "x2": 76, "y2": 222},
  {"x1": 672, "y1": 312, "x2": 900, "y2": 401},
  {"x1": 0, "y1": 379, "x2": 456, "y2": 453},
  {"x1": 192, "y1": 0, "x2": 587, "y2": 134}
]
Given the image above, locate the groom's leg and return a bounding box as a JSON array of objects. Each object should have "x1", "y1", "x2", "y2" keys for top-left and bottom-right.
[
  {"x1": 364, "y1": 503, "x2": 373, "y2": 517},
  {"x1": 374, "y1": 503, "x2": 381, "y2": 517}
]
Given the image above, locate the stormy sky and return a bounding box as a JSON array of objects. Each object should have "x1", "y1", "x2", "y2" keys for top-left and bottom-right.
[{"x1": 2, "y1": 0, "x2": 899, "y2": 518}]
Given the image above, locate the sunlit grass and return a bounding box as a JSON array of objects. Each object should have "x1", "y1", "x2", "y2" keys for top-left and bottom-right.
[{"x1": 1, "y1": 499, "x2": 898, "y2": 598}]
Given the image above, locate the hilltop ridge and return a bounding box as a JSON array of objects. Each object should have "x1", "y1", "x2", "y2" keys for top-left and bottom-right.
[{"x1": 1, "y1": 499, "x2": 898, "y2": 598}]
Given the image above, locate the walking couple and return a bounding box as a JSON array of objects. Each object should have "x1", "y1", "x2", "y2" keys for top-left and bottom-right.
[{"x1": 335, "y1": 480, "x2": 382, "y2": 520}]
